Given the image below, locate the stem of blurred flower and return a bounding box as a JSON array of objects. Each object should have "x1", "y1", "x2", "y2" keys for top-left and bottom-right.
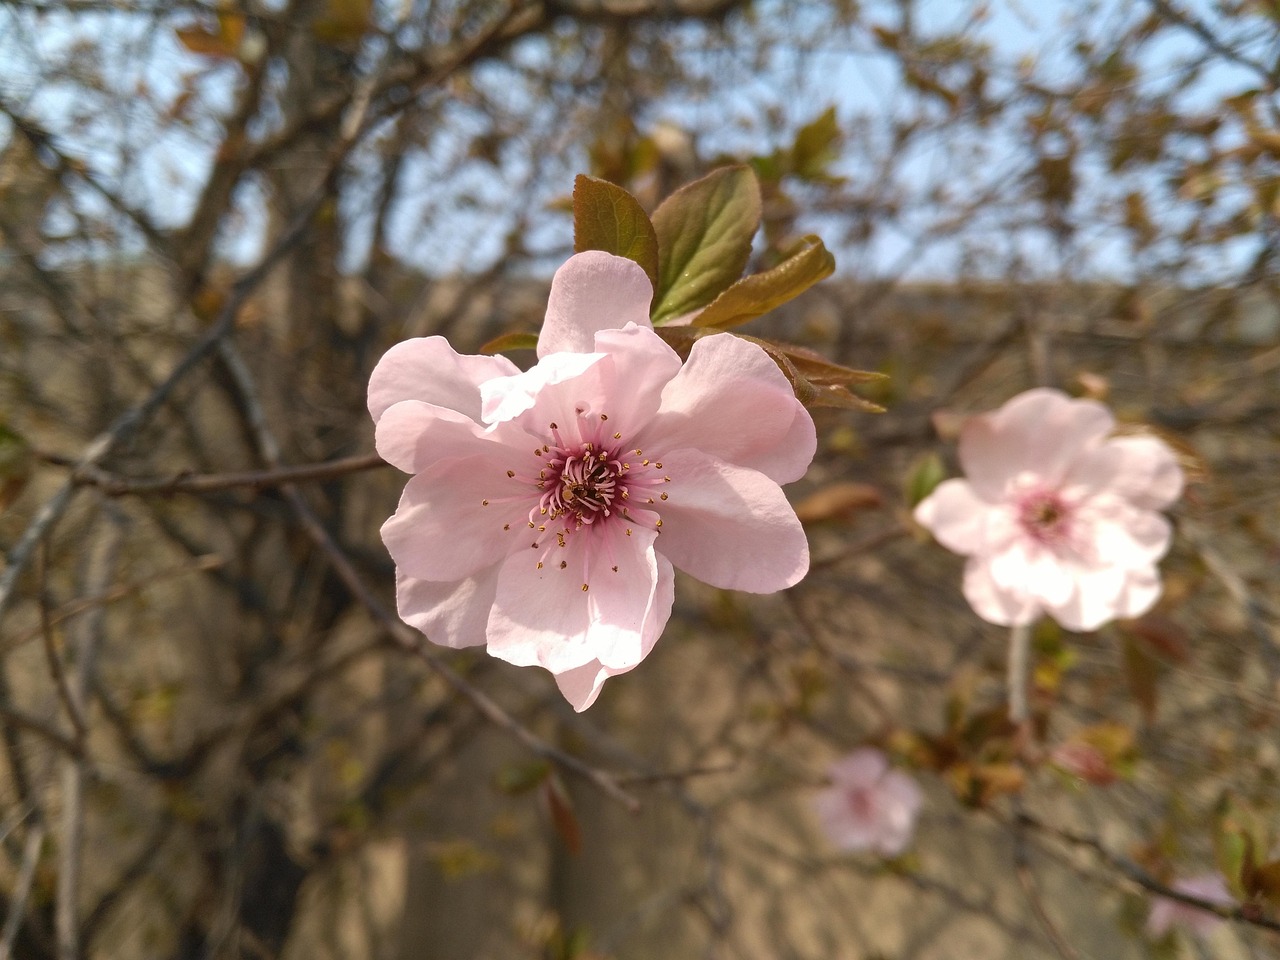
[{"x1": 1008, "y1": 621, "x2": 1032, "y2": 724}]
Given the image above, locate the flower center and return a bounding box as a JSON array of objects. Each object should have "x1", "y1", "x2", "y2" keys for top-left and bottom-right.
[
  {"x1": 1017, "y1": 488, "x2": 1072, "y2": 544},
  {"x1": 543, "y1": 445, "x2": 626, "y2": 526},
  {"x1": 846, "y1": 787, "x2": 877, "y2": 821}
]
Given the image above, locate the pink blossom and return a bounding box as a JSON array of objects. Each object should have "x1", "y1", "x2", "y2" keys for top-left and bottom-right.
[
  {"x1": 813, "y1": 748, "x2": 923, "y2": 857},
  {"x1": 369, "y1": 251, "x2": 815, "y2": 711},
  {"x1": 1146, "y1": 873, "x2": 1235, "y2": 940},
  {"x1": 913, "y1": 388, "x2": 1183, "y2": 631}
]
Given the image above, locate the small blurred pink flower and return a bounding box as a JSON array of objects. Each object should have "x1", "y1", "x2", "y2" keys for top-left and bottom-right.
[
  {"x1": 913, "y1": 388, "x2": 1183, "y2": 631},
  {"x1": 1146, "y1": 873, "x2": 1235, "y2": 940},
  {"x1": 369, "y1": 251, "x2": 815, "y2": 711},
  {"x1": 813, "y1": 748, "x2": 923, "y2": 857}
]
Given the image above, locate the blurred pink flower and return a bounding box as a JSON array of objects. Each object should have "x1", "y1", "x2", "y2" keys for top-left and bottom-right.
[
  {"x1": 1146, "y1": 873, "x2": 1234, "y2": 940},
  {"x1": 813, "y1": 748, "x2": 922, "y2": 857},
  {"x1": 913, "y1": 388, "x2": 1183, "y2": 631},
  {"x1": 370, "y1": 251, "x2": 815, "y2": 711}
]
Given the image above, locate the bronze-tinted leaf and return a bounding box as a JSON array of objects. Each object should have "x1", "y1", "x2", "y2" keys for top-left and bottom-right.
[
  {"x1": 689, "y1": 235, "x2": 834, "y2": 330},
  {"x1": 572, "y1": 175, "x2": 659, "y2": 289}
]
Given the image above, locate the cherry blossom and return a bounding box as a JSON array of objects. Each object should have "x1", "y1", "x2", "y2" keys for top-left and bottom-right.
[
  {"x1": 913, "y1": 388, "x2": 1183, "y2": 631},
  {"x1": 1146, "y1": 873, "x2": 1235, "y2": 940},
  {"x1": 370, "y1": 251, "x2": 815, "y2": 711},
  {"x1": 813, "y1": 748, "x2": 923, "y2": 857}
]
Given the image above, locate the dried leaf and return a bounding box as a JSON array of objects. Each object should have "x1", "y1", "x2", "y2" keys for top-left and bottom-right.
[
  {"x1": 793, "y1": 482, "x2": 882, "y2": 524},
  {"x1": 175, "y1": 13, "x2": 245, "y2": 59},
  {"x1": 542, "y1": 777, "x2": 582, "y2": 856}
]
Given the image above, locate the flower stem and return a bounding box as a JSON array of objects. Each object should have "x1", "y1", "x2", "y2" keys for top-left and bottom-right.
[{"x1": 1008, "y1": 621, "x2": 1033, "y2": 724}]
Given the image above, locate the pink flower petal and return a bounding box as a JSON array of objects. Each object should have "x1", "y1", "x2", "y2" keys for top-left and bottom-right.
[
  {"x1": 813, "y1": 749, "x2": 923, "y2": 857},
  {"x1": 493, "y1": 326, "x2": 682, "y2": 441},
  {"x1": 828, "y1": 748, "x2": 888, "y2": 788},
  {"x1": 1147, "y1": 873, "x2": 1233, "y2": 940},
  {"x1": 550, "y1": 556, "x2": 674, "y2": 712},
  {"x1": 480, "y1": 351, "x2": 603, "y2": 425},
  {"x1": 1087, "y1": 504, "x2": 1172, "y2": 567},
  {"x1": 552, "y1": 660, "x2": 623, "y2": 712},
  {"x1": 486, "y1": 525, "x2": 672, "y2": 674},
  {"x1": 914, "y1": 479, "x2": 990, "y2": 556},
  {"x1": 813, "y1": 789, "x2": 882, "y2": 851},
  {"x1": 380, "y1": 453, "x2": 529, "y2": 582},
  {"x1": 537, "y1": 251, "x2": 654, "y2": 358},
  {"x1": 368, "y1": 336, "x2": 519, "y2": 422},
  {"x1": 395, "y1": 565, "x2": 498, "y2": 649},
  {"x1": 962, "y1": 554, "x2": 1040, "y2": 626},
  {"x1": 655, "y1": 449, "x2": 809, "y2": 592},
  {"x1": 1048, "y1": 562, "x2": 1132, "y2": 631},
  {"x1": 591, "y1": 325, "x2": 684, "y2": 425},
  {"x1": 1114, "y1": 566, "x2": 1162, "y2": 620},
  {"x1": 960, "y1": 389, "x2": 1113, "y2": 498},
  {"x1": 375, "y1": 400, "x2": 516, "y2": 474},
  {"x1": 638, "y1": 332, "x2": 817, "y2": 484},
  {"x1": 1068, "y1": 435, "x2": 1184, "y2": 509},
  {"x1": 875, "y1": 771, "x2": 925, "y2": 856}
]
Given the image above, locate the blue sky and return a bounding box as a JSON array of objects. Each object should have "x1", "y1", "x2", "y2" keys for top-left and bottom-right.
[{"x1": 0, "y1": 0, "x2": 1268, "y2": 282}]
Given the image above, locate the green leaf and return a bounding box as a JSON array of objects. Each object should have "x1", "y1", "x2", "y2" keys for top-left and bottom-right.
[
  {"x1": 1215, "y1": 800, "x2": 1257, "y2": 897},
  {"x1": 791, "y1": 106, "x2": 841, "y2": 180},
  {"x1": 572, "y1": 175, "x2": 659, "y2": 289},
  {"x1": 650, "y1": 165, "x2": 761, "y2": 324},
  {"x1": 689, "y1": 235, "x2": 835, "y2": 329},
  {"x1": 0, "y1": 424, "x2": 33, "y2": 512},
  {"x1": 904, "y1": 452, "x2": 946, "y2": 508},
  {"x1": 478, "y1": 331, "x2": 539, "y2": 355}
]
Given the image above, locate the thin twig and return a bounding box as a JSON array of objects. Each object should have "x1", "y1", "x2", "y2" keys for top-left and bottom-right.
[
  {"x1": 56, "y1": 510, "x2": 126, "y2": 960},
  {"x1": 0, "y1": 821, "x2": 47, "y2": 960},
  {"x1": 1013, "y1": 811, "x2": 1280, "y2": 933},
  {"x1": 0, "y1": 134, "x2": 336, "y2": 630},
  {"x1": 214, "y1": 340, "x2": 642, "y2": 813},
  {"x1": 1011, "y1": 802, "x2": 1084, "y2": 960},
  {"x1": 38, "y1": 544, "x2": 87, "y2": 741},
  {"x1": 51, "y1": 452, "x2": 388, "y2": 497},
  {"x1": 0, "y1": 701, "x2": 83, "y2": 758},
  {"x1": 4, "y1": 554, "x2": 227, "y2": 655}
]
